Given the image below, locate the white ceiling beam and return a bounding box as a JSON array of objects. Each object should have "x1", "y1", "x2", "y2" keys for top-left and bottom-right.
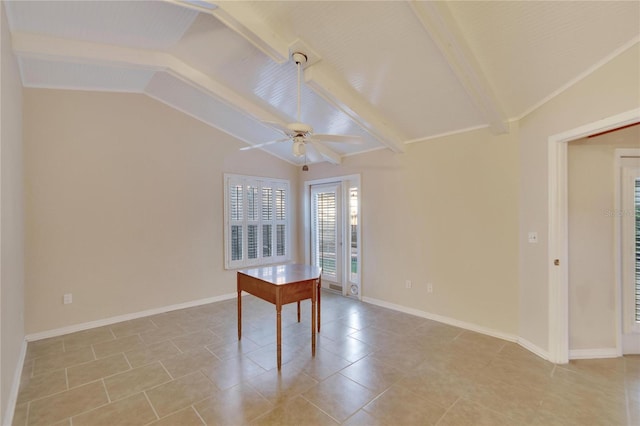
[
  {"x1": 310, "y1": 141, "x2": 342, "y2": 165},
  {"x1": 11, "y1": 32, "x2": 281, "y2": 122},
  {"x1": 409, "y1": 1, "x2": 509, "y2": 134},
  {"x1": 304, "y1": 64, "x2": 406, "y2": 153},
  {"x1": 12, "y1": 32, "x2": 344, "y2": 163},
  {"x1": 185, "y1": 3, "x2": 406, "y2": 153},
  {"x1": 163, "y1": 0, "x2": 289, "y2": 64}
]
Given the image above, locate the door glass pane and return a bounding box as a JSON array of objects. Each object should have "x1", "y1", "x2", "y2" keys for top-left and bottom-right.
[
  {"x1": 349, "y1": 187, "x2": 359, "y2": 282},
  {"x1": 314, "y1": 192, "x2": 337, "y2": 276}
]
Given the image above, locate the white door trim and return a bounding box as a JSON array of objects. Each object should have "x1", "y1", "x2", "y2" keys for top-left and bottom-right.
[{"x1": 547, "y1": 108, "x2": 640, "y2": 364}]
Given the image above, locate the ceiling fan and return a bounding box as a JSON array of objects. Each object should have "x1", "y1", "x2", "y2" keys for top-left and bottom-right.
[{"x1": 241, "y1": 51, "x2": 363, "y2": 165}]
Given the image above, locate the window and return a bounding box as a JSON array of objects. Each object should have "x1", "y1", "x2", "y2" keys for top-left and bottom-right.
[{"x1": 224, "y1": 174, "x2": 290, "y2": 269}]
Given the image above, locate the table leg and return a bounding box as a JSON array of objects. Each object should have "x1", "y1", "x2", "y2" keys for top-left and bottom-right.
[
  {"x1": 237, "y1": 281, "x2": 242, "y2": 341},
  {"x1": 297, "y1": 301, "x2": 301, "y2": 323},
  {"x1": 276, "y1": 303, "x2": 282, "y2": 370},
  {"x1": 317, "y1": 277, "x2": 321, "y2": 333},
  {"x1": 311, "y1": 281, "x2": 316, "y2": 357}
]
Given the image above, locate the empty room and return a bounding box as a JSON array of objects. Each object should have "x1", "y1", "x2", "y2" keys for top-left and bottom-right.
[{"x1": 1, "y1": 1, "x2": 639, "y2": 425}]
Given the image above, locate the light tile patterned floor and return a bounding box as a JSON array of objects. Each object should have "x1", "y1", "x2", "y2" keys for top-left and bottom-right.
[{"x1": 12, "y1": 291, "x2": 640, "y2": 425}]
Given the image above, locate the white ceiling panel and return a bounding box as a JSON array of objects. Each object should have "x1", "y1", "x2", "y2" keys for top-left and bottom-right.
[
  {"x1": 19, "y1": 57, "x2": 154, "y2": 92},
  {"x1": 449, "y1": 0, "x2": 640, "y2": 118},
  {"x1": 144, "y1": 72, "x2": 284, "y2": 149},
  {"x1": 170, "y1": 15, "x2": 381, "y2": 152},
  {"x1": 5, "y1": 0, "x2": 198, "y2": 49},
  {"x1": 6, "y1": 0, "x2": 638, "y2": 165},
  {"x1": 243, "y1": 1, "x2": 486, "y2": 139}
]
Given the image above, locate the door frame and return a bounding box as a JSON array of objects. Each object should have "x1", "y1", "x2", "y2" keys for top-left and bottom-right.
[
  {"x1": 617, "y1": 151, "x2": 640, "y2": 353},
  {"x1": 548, "y1": 107, "x2": 640, "y2": 363},
  {"x1": 304, "y1": 174, "x2": 361, "y2": 299}
]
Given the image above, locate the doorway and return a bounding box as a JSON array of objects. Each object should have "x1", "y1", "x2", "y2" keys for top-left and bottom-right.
[
  {"x1": 305, "y1": 175, "x2": 361, "y2": 299},
  {"x1": 619, "y1": 153, "x2": 640, "y2": 354},
  {"x1": 548, "y1": 108, "x2": 640, "y2": 363}
]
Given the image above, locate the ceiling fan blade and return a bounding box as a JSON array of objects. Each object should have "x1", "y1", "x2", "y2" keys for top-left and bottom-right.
[
  {"x1": 261, "y1": 120, "x2": 291, "y2": 136},
  {"x1": 311, "y1": 134, "x2": 364, "y2": 145},
  {"x1": 240, "y1": 138, "x2": 289, "y2": 151}
]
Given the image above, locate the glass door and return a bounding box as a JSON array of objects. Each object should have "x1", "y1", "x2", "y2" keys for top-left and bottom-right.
[{"x1": 311, "y1": 183, "x2": 342, "y2": 290}]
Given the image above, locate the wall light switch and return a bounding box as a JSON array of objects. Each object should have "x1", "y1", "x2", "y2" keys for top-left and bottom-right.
[
  {"x1": 63, "y1": 293, "x2": 73, "y2": 304},
  {"x1": 528, "y1": 232, "x2": 538, "y2": 243}
]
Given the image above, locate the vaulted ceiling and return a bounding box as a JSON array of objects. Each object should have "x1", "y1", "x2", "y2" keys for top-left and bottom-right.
[{"x1": 5, "y1": 1, "x2": 640, "y2": 165}]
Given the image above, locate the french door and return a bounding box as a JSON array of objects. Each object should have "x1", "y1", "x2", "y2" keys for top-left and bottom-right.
[
  {"x1": 307, "y1": 176, "x2": 361, "y2": 298},
  {"x1": 311, "y1": 183, "x2": 342, "y2": 289}
]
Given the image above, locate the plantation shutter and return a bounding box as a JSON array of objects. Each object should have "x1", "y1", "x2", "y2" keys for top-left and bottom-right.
[{"x1": 224, "y1": 175, "x2": 290, "y2": 269}]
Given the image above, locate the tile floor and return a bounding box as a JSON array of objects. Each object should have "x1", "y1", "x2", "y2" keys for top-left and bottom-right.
[{"x1": 12, "y1": 290, "x2": 640, "y2": 425}]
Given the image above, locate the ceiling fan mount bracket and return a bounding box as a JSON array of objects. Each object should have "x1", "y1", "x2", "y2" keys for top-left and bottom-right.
[
  {"x1": 291, "y1": 51, "x2": 308, "y2": 66},
  {"x1": 286, "y1": 122, "x2": 313, "y2": 135}
]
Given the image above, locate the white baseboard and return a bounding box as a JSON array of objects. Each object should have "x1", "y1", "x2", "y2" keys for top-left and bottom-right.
[
  {"x1": 361, "y1": 296, "x2": 518, "y2": 343},
  {"x1": 26, "y1": 292, "x2": 237, "y2": 342},
  {"x1": 517, "y1": 337, "x2": 551, "y2": 361},
  {"x1": 361, "y1": 297, "x2": 558, "y2": 362},
  {"x1": 569, "y1": 347, "x2": 620, "y2": 359},
  {"x1": 3, "y1": 339, "x2": 27, "y2": 426}
]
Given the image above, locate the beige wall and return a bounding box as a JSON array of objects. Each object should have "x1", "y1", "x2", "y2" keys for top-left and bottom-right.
[
  {"x1": 301, "y1": 126, "x2": 520, "y2": 334},
  {"x1": 568, "y1": 129, "x2": 639, "y2": 350},
  {"x1": 519, "y1": 43, "x2": 640, "y2": 351},
  {"x1": 0, "y1": 2, "x2": 25, "y2": 422},
  {"x1": 24, "y1": 89, "x2": 298, "y2": 334}
]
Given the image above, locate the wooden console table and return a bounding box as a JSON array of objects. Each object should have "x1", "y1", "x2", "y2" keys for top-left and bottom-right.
[{"x1": 237, "y1": 264, "x2": 321, "y2": 369}]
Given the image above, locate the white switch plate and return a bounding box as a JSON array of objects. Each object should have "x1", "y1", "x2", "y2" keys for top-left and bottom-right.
[
  {"x1": 405, "y1": 280, "x2": 412, "y2": 289},
  {"x1": 63, "y1": 293, "x2": 72, "y2": 304},
  {"x1": 528, "y1": 232, "x2": 538, "y2": 243}
]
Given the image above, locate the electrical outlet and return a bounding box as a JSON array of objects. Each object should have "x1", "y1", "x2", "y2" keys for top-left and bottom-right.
[
  {"x1": 528, "y1": 231, "x2": 538, "y2": 243},
  {"x1": 405, "y1": 280, "x2": 412, "y2": 289},
  {"x1": 63, "y1": 293, "x2": 72, "y2": 304},
  {"x1": 427, "y1": 283, "x2": 433, "y2": 293}
]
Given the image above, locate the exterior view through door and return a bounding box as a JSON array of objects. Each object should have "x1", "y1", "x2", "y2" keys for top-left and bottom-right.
[
  {"x1": 621, "y1": 157, "x2": 640, "y2": 353},
  {"x1": 308, "y1": 177, "x2": 360, "y2": 298}
]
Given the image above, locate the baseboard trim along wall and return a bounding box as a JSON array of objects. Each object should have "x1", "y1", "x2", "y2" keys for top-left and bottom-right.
[
  {"x1": 3, "y1": 340, "x2": 28, "y2": 426},
  {"x1": 569, "y1": 348, "x2": 620, "y2": 359},
  {"x1": 25, "y1": 292, "x2": 238, "y2": 342},
  {"x1": 362, "y1": 296, "x2": 555, "y2": 362}
]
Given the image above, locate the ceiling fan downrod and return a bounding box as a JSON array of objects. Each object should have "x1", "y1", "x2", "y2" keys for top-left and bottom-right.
[{"x1": 292, "y1": 52, "x2": 307, "y2": 123}]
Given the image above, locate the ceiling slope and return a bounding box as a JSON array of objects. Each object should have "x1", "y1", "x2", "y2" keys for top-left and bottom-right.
[{"x1": 5, "y1": 0, "x2": 639, "y2": 164}]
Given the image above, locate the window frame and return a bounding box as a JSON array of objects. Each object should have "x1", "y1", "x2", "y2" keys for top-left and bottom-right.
[{"x1": 223, "y1": 173, "x2": 291, "y2": 270}]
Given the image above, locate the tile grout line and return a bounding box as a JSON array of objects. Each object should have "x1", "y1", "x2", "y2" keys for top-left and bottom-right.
[
  {"x1": 434, "y1": 396, "x2": 461, "y2": 426},
  {"x1": 191, "y1": 404, "x2": 207, "y2": 425},
  {"x1": 142, "y1": 391, "x2": 161, "y2": 421}
]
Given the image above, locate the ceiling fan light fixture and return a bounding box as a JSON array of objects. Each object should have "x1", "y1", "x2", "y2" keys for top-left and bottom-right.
[{"x1": 292, "y1": 139, "x2": 306, "y2": 157}]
